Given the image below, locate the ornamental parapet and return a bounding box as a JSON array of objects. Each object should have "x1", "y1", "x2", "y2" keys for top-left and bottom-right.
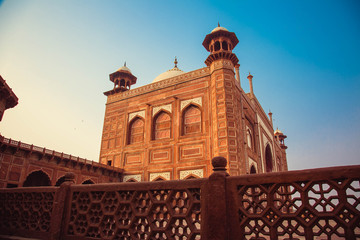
[
  {"x1": 0, "y1": 135, "x2": 123, "y2": 177},
  {"x1": 107, "y1": 67, "x2": 210, "y2": 103}
]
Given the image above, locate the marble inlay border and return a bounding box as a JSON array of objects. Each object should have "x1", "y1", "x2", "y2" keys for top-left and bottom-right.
[
  {"x1": 123, "y1": 174, "x2": 142, "y2": 182},
  {"x1": 152, "y1": 104, "x2": 172, "y2": 116},
  {"x1": 179, "y1": 169, "x2": 203, "y2": 180},
  {"x1": 180, "y1": 97, "x2": 202, "y2": 111},
  {"x1": 128, "y1": 110, "x2": 145, "y2": 122},
  {"x1": 149, "y1": 172, "x2": 171, "y2": 181}
]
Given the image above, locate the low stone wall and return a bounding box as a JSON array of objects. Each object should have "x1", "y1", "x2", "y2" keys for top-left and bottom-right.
[{"x1": 0, "y1": 157, "x2": 359, "y2": 240}]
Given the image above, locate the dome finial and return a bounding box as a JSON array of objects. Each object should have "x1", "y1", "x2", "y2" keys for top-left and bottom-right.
[
  {"x1": 124, "y1": 61, "x2": 126, "y2": 67},
  {"x1": 174, "y1": 56, "x2": 178, "y2": 68},
  {"x1": 218, "y1": 22, "x2": 220, "y2": 27}
]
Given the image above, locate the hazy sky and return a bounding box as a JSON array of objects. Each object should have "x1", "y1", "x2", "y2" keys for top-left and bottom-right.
[{"x1": 0, "y1": 0, "x2": 359, "y2": 170}]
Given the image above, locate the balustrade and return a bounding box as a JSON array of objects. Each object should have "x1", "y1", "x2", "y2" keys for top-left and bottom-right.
[{"x1": 0, "y1": 158, "x2": 359, "y2": 240}]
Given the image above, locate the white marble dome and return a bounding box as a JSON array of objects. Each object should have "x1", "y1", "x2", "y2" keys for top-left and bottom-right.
[
  {"x1": 211, "y1": 26, "x2": 229, "y2": 33},
  {"x1": 152, "y1": 58, "x2": 185, "y2": 83},
  {"x1": 274, "y1": 129, "x2": 283, "y2": 135},
  {"x1": 117, "y1": 65, "x2": 132, "y2": 73}
]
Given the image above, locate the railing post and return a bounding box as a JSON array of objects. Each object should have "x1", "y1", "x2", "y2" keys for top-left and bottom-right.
[
  {"x1": 49, "y1": 172, "x2": 75, "y2": 240},
  {"x1": 201, "y1": 156, "x2": 229, "y2": 240}
]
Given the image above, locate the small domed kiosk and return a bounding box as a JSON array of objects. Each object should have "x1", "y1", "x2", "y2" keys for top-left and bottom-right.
[{"x1": 104, "y1": 63, "x2": 137, "y2": 96}]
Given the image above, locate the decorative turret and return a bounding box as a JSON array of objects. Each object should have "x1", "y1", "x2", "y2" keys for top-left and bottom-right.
[
  {"x1": 268, "y1": 111, "x2": 273, "y2": 127},
  {"x1": 104, "y1": 62, "x2": 137, "y2": 96},
  {"x1": 274, "y1": 129, "x2": 287, "y2": 149},
  {"x1": 202, "y1": 24, "x2": 239, "y2": 66},
  {"x1": 247, "y1": 72, "x2": 254, "y2": 96}
]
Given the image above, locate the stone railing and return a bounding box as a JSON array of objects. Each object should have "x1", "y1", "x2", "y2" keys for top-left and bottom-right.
[
  {"x1": 0, "y1": 158, "x2": 359, "y2": 240},
  {"x1": 0, "y1": 135, "x2": 123, "y2": 175}
]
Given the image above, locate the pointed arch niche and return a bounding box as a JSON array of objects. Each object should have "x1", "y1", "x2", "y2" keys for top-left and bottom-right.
[
  {"x1": 182, "y1": 104, "x2": 202, "y2": 136},
  {"x1": 23, "y1": 170, "x2": 51, "y2": 187},
  {"x1": 128, "y1": 116, "x2": 145, "y2": 144},
  {"x1": 248, "y1": 157, "x2": 258, "y2": 174},
  {"x1": 123, "y1": 174, "x2": 142, "y2": 182},
  {"x1": 55, "y1": 176, "x2": 66, "y2": 186},
  {"x1": 153, "y1": 110, "x2": 171, "y2": 140},
  {"x1": 250, "y1": 165, "x2": 257, "y2": 174},
  {"x1": 82, "y1": 179, "x2": 95, "y2": 184},
  {"x1": 265, "y1": 144, "x2": 273, "y2": 172}
]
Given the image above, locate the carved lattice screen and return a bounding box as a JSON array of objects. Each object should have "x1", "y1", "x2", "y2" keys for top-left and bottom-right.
[
  {"x1": 63, "y1": 180, "x2": 203, "y2": 239},
  {"x1": 228, "y1": 171, "x2": 360, "y2": 239},
  {"x1": 0, "y1": 188, "x2": 56, "y2": 237}
]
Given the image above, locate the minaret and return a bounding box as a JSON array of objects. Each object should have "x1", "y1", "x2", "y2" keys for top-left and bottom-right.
[
  {"x1": 202, "y1": 23, "x2": 239, "y2": 69},
  {"x1": 202, "y1": 24, "x2": 241, "y2": 175},
  {"x1": 104, "y1": 62, "x2": 137, "y2": 96}
]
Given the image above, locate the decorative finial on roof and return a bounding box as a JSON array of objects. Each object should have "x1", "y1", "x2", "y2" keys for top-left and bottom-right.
[
  {"x1": 218, "y1": 22, "x2": 220, "y2": 27},
  {"x1": 174, "y1": 56, "x2": 178, "y2": 68},
  {"x1": 124, "y1": 61, "x2": 126, "y2": 67}
]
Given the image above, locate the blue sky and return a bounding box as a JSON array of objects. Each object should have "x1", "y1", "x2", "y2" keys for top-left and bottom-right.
[{"x1": 0, "y1": 0, "x2": 359, "y2": 170}]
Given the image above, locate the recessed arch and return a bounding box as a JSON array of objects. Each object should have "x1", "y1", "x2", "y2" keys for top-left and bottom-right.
[
  {"x1": 182, "y1": 104, "x2": 201, "y2": 135},
  {"x1": 126, "y1": 178, "x2": 137, "y2": 182},
  {"x1": 246, "y1": 128, "x2": 253, "y2": 149},
  {"x1": 214, "y1": 41, "x2": 221, "y2": 51},
  {"x1": 153, "y1": 110, "x2": 171, "y2": 140},
  {"x1": 82, "y1": 179, "x2": 95, "y2": 184},
  {"x1": 265, "y1": 144, "x2": 273, "y2": 172},
  {"x1": 120, "y1": 79, "x2": 125, "y2": 87},
  {"x1": 184, "y1": 175, "x2": 198, "y2": 180},
  {"x1": 114, "y1": 79, "x2": 120, "y2": 88},
  {"x1": 153, "y1": 177, "x2": 166, "y2": 181},
  {"x1": 128, "y1": 116, "x2": 145, "y2": 144},
  {"x1": 250, "y1": 165, "x2": 257, "y2": 174},
  {"x1": 55, "y1": 176, "x2": 66, "y2": 186},
  {"x1": 222, "y1": 41, "x2": 228, "y2": 50},
  {"x1": 23, "y1": 170, "x2": 51, "y2": 187}
]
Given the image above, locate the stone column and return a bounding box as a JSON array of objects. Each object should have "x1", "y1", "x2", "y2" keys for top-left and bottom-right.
[{"x1": 234, "y1": 64, "x2": 240, "y2": 86}]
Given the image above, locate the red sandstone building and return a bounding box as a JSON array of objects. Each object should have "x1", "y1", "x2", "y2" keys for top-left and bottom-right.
[{"x1": 99, "y1": 25, "x2": 288, "y2": 181}]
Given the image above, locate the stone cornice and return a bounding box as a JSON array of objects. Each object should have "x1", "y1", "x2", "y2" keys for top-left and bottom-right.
[{"x1": 107, "y1": 67, "x2": 210, "y2": 104}]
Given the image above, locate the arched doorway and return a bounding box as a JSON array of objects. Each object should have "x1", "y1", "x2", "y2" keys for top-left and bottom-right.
[
  {"x1": 23, "y1": 170, "x2": 51, "y2": 187},
  {"x1": 250, "y1": 165, "x2": 257, "y2": 174},
  {"x1": 55, "y1": 176, "x2": 66, "y2": 186},
  {"x1": 265, "y1": 145, "x2": 273, "y2": 172},
  {"x1": 82, "y1": 179, "x2": 95, "y2": 184}
]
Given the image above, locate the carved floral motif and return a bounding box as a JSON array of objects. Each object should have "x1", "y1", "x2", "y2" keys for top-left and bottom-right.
[
  {"x1": 149, "y1": 172, "x2": 171, "y2": 181},
  {"x1": 179, "y1": 169, "x2": 203, "y2": 179},
  {"x1": 152, "y1": 104, "x2": 172, "y2": 116},
  {"x1": 123, "y1": 174, "x2": 142, "y2": 182},
  {"x1": 128, "y1": 110, "x2": 145, "y2": 123},
  {"x1": 180, "y1": 97, "x2": 202, "y2": 111}
]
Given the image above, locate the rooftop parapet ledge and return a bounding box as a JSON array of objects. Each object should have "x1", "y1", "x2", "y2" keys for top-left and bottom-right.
[{"x1": 0, "y1": 135, "x2": 124, "y2": 176}]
